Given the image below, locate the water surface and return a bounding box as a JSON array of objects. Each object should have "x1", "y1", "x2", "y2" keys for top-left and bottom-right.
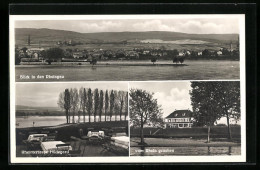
[
  {"x1": 16, "y1": 60, "x2": 240, "y2": 81},
  {"x1": 16, "y1": 115, "x2": 128, "y2": 128}
]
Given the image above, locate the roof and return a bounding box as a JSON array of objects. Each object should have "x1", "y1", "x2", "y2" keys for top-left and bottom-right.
[{"x1": 166, "y1": 110, "x2": 193, "y2": 118}]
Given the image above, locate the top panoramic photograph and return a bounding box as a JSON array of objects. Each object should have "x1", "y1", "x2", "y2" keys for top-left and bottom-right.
[{"x1": 10, "y1": 15, "x2": 244, "y2": 81}]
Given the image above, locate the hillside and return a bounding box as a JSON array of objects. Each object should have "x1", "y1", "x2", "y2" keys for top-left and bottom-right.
[
  {"x1": 15, "y1": 28, "x2": 239, "y2": 46},
  {"x1": 16, "y1": 105, "x2": 63, "y2": 116},
  {"x1": 16, "y1": 105, "x2": 60, "y2": 111}
]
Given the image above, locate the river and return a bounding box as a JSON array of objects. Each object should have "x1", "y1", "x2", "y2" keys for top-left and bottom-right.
[
  {"x1": 16, "y1": 60, "x2": 240, "y2": 81},
  {"x1": 16, "y1": 115, "x2": 128, "y2": 128}
]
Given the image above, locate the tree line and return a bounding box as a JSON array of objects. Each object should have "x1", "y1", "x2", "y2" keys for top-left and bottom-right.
[{"x1": 57, "y1": 88, "x2": 128, "y2": 124}]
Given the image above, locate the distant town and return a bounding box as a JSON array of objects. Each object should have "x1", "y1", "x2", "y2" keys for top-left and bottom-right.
[{"x1": 15, "y1": 34, "x2": 239, "y2": 65}]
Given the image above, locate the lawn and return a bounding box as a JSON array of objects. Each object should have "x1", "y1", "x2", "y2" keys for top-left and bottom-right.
[{"x1": 130, "y1": 126, "x2": 241, "y2": 139}]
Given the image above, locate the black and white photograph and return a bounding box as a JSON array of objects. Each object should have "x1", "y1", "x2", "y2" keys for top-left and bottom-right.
[
  {"x1": 14, "y1": 82, "x2": 129, "y2": 158},
  {"x1": 9, "y1": 14, "x2": 247, "y2": 164},
  {"x1": 129, "y1": 81, "x2": 242, "y2": 156},
  {"x1": 11, "y1": 15, "x2": 242, "y2": 82}
]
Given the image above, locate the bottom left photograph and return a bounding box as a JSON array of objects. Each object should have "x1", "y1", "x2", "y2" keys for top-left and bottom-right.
[{"x1": 14, "y1": 82, "x2": 129, "y2": 157}]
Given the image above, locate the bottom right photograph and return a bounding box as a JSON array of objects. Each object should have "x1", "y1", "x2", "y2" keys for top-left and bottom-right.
[{"x1": 129, "y1": 81, "x2": 241, "y2": 156}]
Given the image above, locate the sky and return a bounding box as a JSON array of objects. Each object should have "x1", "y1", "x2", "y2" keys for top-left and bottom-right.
[
  {"x1": 129, "y1": 81, "x2": 192, "y2": 118},
  {"x1": 15, "y1": 17, "x2": 240, "y2": 34},
  {"x1": 16, "y1": 82, "x2": 128, "y2": 108}
]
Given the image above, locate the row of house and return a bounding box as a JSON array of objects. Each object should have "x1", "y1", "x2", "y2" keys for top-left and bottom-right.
[{"x1": 18, "y1": 46, "x2": 238, "y2": 62}]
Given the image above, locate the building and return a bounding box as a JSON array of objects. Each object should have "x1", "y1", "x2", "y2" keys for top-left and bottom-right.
[
  {"x1": 126, "y1": 51, "x2": 139, "y2": 59},
  {"x1": 217, "y1": 51, "x2": 223, "y2": 56},
  {"x1": 178, "y1": 52, "x2": 185, "y2": 56},
  {"x1": 215, "y1": 117, "x2": 241, "y2": 125},
  {"x1": 164, "y1": 110, "x2": 193, "y2": 128}
]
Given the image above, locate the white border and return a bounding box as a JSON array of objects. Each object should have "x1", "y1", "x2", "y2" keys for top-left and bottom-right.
[{"x1": 9, "y1": 14, "x2": 246, "y2": 163}]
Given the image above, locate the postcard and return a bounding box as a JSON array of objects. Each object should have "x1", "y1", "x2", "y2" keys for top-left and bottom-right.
[{"x1": 9, "y1": 14, "x2": 245, "y2": 163}]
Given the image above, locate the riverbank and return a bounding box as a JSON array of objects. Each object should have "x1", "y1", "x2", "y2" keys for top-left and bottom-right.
[{"x1": 17, "y1": 60, "x2": 189, "y2": 67}]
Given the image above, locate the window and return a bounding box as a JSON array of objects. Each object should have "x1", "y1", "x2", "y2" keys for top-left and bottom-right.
[
  {"x1": 175, "y1": 113, "x2": 178, "y2": 117},
  {"x1": 182, "y1": 113, "x2": 186, "y2": 116},
  {"x1": 179, "y1": 124, "x2": 183, "y2": 127},
  {"x1": 168, "y1": 119, "x2": 171, "y2": 122},
  {"x1": 184, "y1": 124, "x2": 188, "y2": 127}
]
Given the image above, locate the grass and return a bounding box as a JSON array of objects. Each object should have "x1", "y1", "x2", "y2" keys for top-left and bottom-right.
[{"x1": 130, "y1": 126, "x2": 241, "y2": 139}]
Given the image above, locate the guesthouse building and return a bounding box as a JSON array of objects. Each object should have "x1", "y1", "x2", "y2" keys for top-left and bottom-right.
[{"x1": 164, "y1": 110, "x2": 193, "y2": 128}]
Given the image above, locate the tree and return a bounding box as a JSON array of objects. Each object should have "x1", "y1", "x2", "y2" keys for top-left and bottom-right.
[
  {"x1": 173, "y1": 56, "x2": 178, "y2": 64},
  {"x1": 45, "y1": 47, "x2": 64, "y2": 64},
  {"x1": 202, "y1": 49, "x2": 210, "y2": 57},
  {"x1": 151, "y1": 57, "x2": 157, "y2": 65},
  {"x1": 83, "y1": 88, "x2": 87, "y2": 123},
  {"x1": 40, "y1": 50, "x2": 46, "y2": 59},
  {"x1": 57, "y1": 91, "x2": 65, "y2": 117},
  {"x1": 172, "y1": 49, "x2": 179, "y2": 57},
  {"x1": 87, "y1": 88, "x2": 93, "y2": 123},
  {"x1": 114, "y1": 91, "x2": 119, "y2": 121},
  {"x1": 78, "y1": 87, "x2": 84, "y2": 123},
  {"x1": 90, "y1": 58, "x2": 97, "y2": 65},
  {"x1": 190, "y1": 51, "x2": 198, "y2": 58},
  {"x1": 21, "y1": 47, "x2": 28, "y2": 54},
  {"x1": 221, "y1": 48, "x2": 230, "y2": 56},
  {"x1": 109, "y1": 90, "x2": 115, "y2": 121},
  {"x1": 94, "y1": 89, "x2": 99, "y2": 122},
  {"x1": 190, "y1": 82, "x2": 221, "y2": 142},
  {"x1": 117, "y1": 91, "x2": 126, "y2": 121},
  {"x1": 15, "y1": 47, "x2": 21, "y2": 65},
  {"x1": 99, "y1": 90, "x2": 104, "y2": 122},
  {"x1": 179, "y1": 56, "x2": 185, "y2": 64},
  {"x1": 105, "y1": 90, "x2": 109, "y2": 122},
  {"x1": 59, "y1": 89, "x2": 71, "y2": 124},
  {"x1": 124, "y1": 92, "x2": 128, "y2": 121},
  {"x1": 214, "y1": 81, "x2": 240, "y2": 139},
  {"x1": 70, "y1": 88, "x2": 79, "y2": 123},
  {"x1": 129, "y1": 89, "x2": 164, "y2": 145}
]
